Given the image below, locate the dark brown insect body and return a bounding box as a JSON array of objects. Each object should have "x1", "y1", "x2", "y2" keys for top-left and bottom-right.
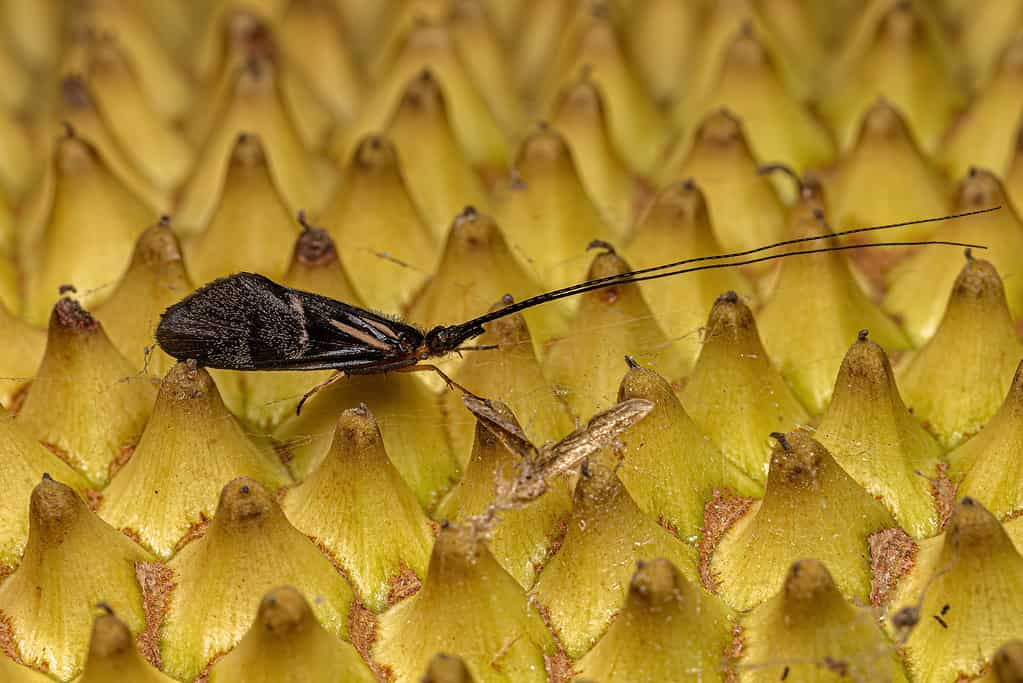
[
  {"x1": 155, "y1": 272, "x2": 479, "y2": 374},
  {"x1": 156, "y1": 207, "x2": 996, "y2": 411}
]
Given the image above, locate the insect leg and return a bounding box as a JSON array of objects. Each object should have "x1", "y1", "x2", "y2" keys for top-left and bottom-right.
[
  {"x1": 295, "y1": 371, "x2": 346, "y2": 415},
  {"x1": 396, "y1": 364, "x2": 483, "y2": 399}
]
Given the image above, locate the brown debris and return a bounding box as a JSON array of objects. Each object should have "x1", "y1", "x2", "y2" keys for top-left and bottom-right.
[
  {"x1": 658, "y1": 513, "x2": 681, "y2": 539},
  {"x1": 349, "y1": 601, "x2": 391, "y2": 681},
  {"x1": 42, "y1": 442, "x2": 80, "y2": 471},
  {"x1": 532, "y1": 518, "x2": 568, "y2": 577},
  {"x1": 723, "y1": 624, "x2": 745, "y2": 683},
  {"x1": 121, "y1": 527, "x2": 143, "y2": 545},
  {"x1": 85, "y1": 489, "x2": 103, "y2": 510},
  {"x1": 0, "y1": 611, "x2": 28, "y2": 667},
  {"x1": 173, "y1": 513, "x2": 211, "y2": 553},
  {"x1": 193, "y1": 650, "x2": 229, "y2": 683},
  {"x1": 53, "y1": 297, "x2": 99, "y2": 331},
  {"x1": 931, "y1": 462, "x2": 957, "y2": 530},
  {"x1": 313, "y1": 537, "x2": 391, "y2": 680},
  {"x1": 386, "y1": 562, "x2": 422, "y2": 605},
  {"x1": 698, "y1": 489, "x2": 754, "y2": 592},
  {"x1": 545, "y1": 649, "x2": 575, "y2": 683},
  {"x1": 135, "y1": 561, "x2": 176, "y2": 669},
  {"x1": 294, "y1": 216, "x2": 339, "y2": 266},
  {"x1": 868, "y1": 528, "x2": 918, "y2": 607},
  {"x1": 6, "y1": 384, "x2": 29, "y2": 414},
  {"x1": 107, "y1": 444, "x2": 136, "y2": 481}
]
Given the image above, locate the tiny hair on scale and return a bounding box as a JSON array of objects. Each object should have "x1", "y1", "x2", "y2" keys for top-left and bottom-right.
[{"x1": 155, "y1": 206, "x2": 997, "y2": 413}]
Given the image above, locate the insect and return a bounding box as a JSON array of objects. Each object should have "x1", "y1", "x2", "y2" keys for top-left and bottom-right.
[{"x1": 156, "y1": 207, "x2": 996, "y2": 414}]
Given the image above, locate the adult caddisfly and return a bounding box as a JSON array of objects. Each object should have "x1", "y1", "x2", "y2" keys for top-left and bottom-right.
[{"x1": 155, "y1": 207, "x2": 995, "y2": 413}]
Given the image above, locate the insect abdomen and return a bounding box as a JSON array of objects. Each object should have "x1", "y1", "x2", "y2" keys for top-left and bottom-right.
[{"x1": 156, "y1": 273, "x2": 312, "y2": 369}]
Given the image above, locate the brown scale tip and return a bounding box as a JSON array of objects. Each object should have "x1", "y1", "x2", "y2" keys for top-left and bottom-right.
[
  {"x1": 628, "y1": 558, "x2": 683, "y2": 606},
  {"x1": 30, "y1": 476, "x2": 83, "y2": 541},
  {"x1": 859, "y1": 98, "x2": 910, "y2": 140},
  {"x1": 160, "y1": 360, "x2": 217, "y2": 402},
  {"x1": 573, "y1": 454, "x2": 628, "y2": 513},
  {"x1": 943, "y1": 496, "x2": 1007, "y2": 551},
  {"x1": 88, "y1": 610, "x2": 133, "y2": 658},
  {"x1": 450, "y1": 209, "x2": 502, "y2": 251},
  {"x1": 400, "y1": 69, "x2": 445, "y2": 114},
  {"x1": 993, "y1": 641, "x2": 1023, "y2": 682},
  {"x1": 516, "y1": 125, "x2": 571, "y2": 166},
  {"x1": 624, "y1": 355, "x2": 641, "y2": 369},
  {"x1": 957, "y1": 167, "x2": 1004, "y2": 209},
  {"x1": 293, "y1": 213, "x2": 338, "y2": 266},
  {"x1": 951, "y1": 257, "x2": 1005, "y2": 304},
  {"x1": 354, "y1": 134, "x2": 397, "y2": 169},
  {"x1": 717, "y1": 290, "x2": 740, "y2": 305},
  {"x1": 881, "y1": 0, "x2": 918, "y2": 42},
  {"x1": 334, "y1": 405, "x2": 383, "y2": 450},
  {"x1": 423, "y1": 653, "x2": 474, "y2": 683},
  {"x1": 858, "y1": 329, "x2": 870, "y2": 342},
  {"x1": 458, "y1": 205, "x2": 479, "y2": 222},
  {"x1": 430, "y1": 521, "x2": 488, "y2": 570},
  {"x1": 556, "y1": 77, "x2": 604, "y2": 116},
  {"x1": 583, "y1": 250, "x2": 635, "y2": 300},
  {"x1": 769, "y1": 431, "x2": 822, "y2": 484},
  {"x1": 53, "y1": 296, "x2": 99, "y2": 332},
  {"x1": 237, "y1": 54, "x2": 280, "y2": 99},
  {"x1": 216, "y1": 477, "x2": 273, "y2": 527},
  {"x1": 132, "y1": 221, "x2": 185, "y2": 267},
  {"x1": 586, "y1": 239, "x2": 616, "y2": 255},
  {"x1": 61, "y1": 75, "x2": 92, "y2": 108},
  {"x1": 726, "y1": 25, "x2": 769, "y2": 68},
  {"x1": 257, "y1": 586, "x2": 313, "y2": 637},
  {"x1": 651, "y1": 181, "x2": 710, "y2": 224},
  {"x1": 231, "y1": 132, "x2": 268, "y2": 166},
  {"x1": 508, "y1": 169, "x2": 527, "y2": 190},
  {"x1": 783, "y1": 559, "x2": 837, "y2": 601},
  {"x1": 696, "y1": 109, "x2": 743, "y2": 145},
  {"x1": 500, "y1": 293, "x2": 514, "y2": 305},
  {"x1": 226, "y1": 9, "x2": 273, "y2": 48}
]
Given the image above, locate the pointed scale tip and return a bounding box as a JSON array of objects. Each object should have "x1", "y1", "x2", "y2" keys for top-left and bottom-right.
[
  {"x1": 422, "y1": 653, "x2": 475, "y2": 683},
  {"x1": 574, "y1": 556, "x2": 734, "y2": 682},
  {"x1": 206, "y1": 585, "x2": 375, "y2": 682},
  {"x1": 709, "y1": 430, "x2": 895, "y2": 610},
  {"x1": 993, "y1": 641, "x2": 1023, "y2": 682},
  {"x1": 292, "y1": 214, "x2": 338, "y2": 267},
  {"x1": 282, "y1": 404, "x2": 432, "y2": 611},
  {"x1": 87, "y1": 609, "x2": 134, "y2": 659},
  {"x1": 741, "y1": 557, "x2": 908, "y2": 680},
  {"x1": 896, "y1": 497, "x2": 1023, "y2": 681},
  {"x1": 52, "y1": 296, "x2": 99, "y2": 333},
  {"x1": 254, "y1": 586, "x2": 315, "y2": 638},
  {"x1": 816, "y1": 334, "x2": 944, "y2": 538},
  {"x1": 354, "y1": 134, "x2": 397, "y2": 169}
]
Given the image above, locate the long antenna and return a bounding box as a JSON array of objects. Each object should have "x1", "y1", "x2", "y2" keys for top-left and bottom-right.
[
  {"x1": 450, "y1": 202, "x2": 998, "y2": 333},
  {"x1": 447, "y1": 207, "x2": 994, "y2": 335}
]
